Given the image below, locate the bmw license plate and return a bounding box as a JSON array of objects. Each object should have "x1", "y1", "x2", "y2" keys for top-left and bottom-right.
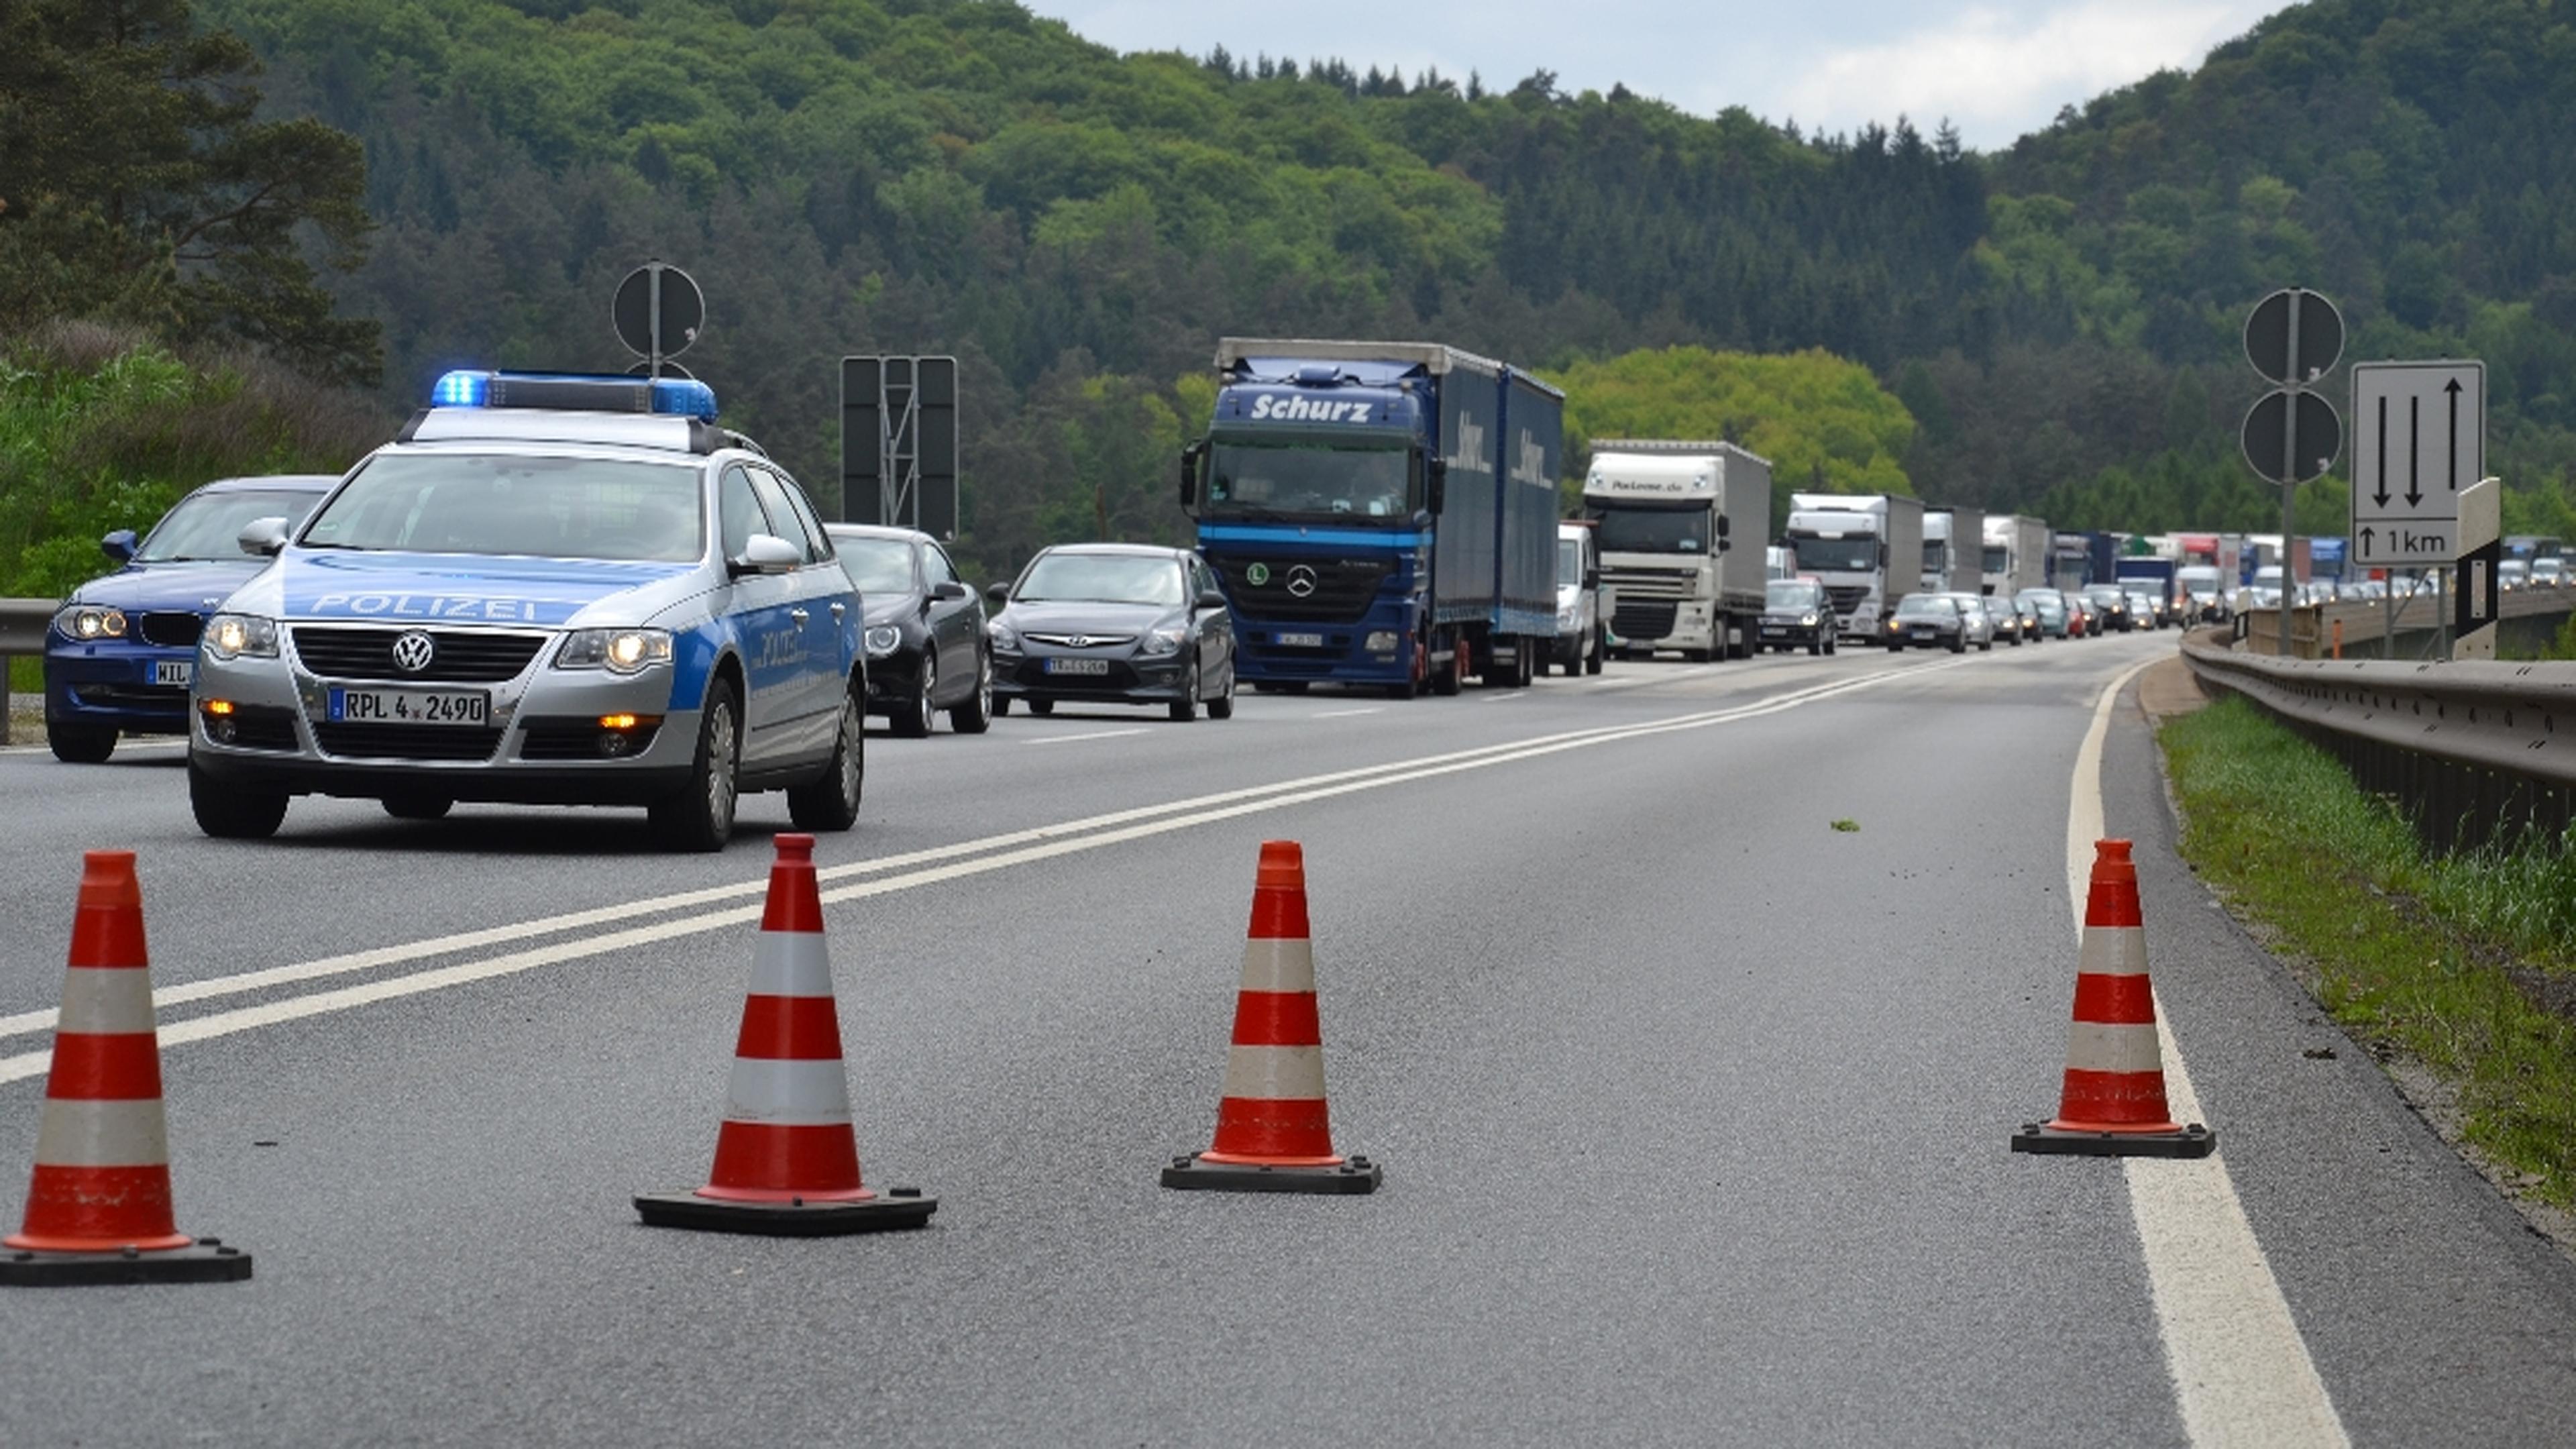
[
  {"x1": 327, "y1": 687, "x2": 489, "y2": 725},
  {"x1": 1042, "y1": 658, "x2": 1110, "y2": 676},
  {"x1": 152, "y1": 659, "x2": 192, "y2": 686},
  {"x1": 1274, "y1": 632, "x2": 1324, "y2": 647}
]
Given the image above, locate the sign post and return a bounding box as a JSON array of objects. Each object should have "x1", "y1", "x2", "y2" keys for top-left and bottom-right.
[
  {"x1": 839, "y1": 356, "x2": 959, "y2": 535},
  {"x1": 2451, "y1": 478, "x2": 2501, "y2": 660},
  {"x1": 2241, "y1": 287, "x2": 2344, "y2": 655}
]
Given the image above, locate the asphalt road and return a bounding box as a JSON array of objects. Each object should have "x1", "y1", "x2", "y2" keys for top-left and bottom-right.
[{"x1": 0, "y1": 631, "x2": 2569, "y2": 1446}]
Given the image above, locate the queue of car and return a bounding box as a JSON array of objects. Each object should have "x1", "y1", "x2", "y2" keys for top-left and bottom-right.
[{"x1": 38, "y1": 368, "x2": 2180, "y2": 852}]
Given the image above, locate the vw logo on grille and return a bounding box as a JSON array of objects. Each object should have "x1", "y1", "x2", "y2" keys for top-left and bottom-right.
[
  {"x1": 1286, "y1": 564, "x2": 1319, "y2": 599},
  {"x1": 390, "y1": 630, "x2": 437, "y2": 674}
]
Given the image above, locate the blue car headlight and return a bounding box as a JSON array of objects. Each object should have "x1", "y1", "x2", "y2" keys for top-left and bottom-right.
[
  {"x1": 54, "y1": 605, "x2": 129, "y2": 641},
  {"x1": 203, "y1": 613, "x2": 278, "y2": 659},
  {"x1": 555, "y1": 628, "x2": 674, "y2": 675}
]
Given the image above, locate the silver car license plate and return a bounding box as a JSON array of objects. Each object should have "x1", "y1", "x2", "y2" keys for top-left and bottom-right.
[
  {"x1": 326, "y1": 686, "x2": 490, "y2": 725},
  {"x1": 152, "y1": 659, "x2": 192, "y2": 686},
  {"x1": 1275, "y1": 632, "x2": 1324, "y2": 647},
  {"x1": 1042, "y1": 658, "x2": 1110, "y2": 676}
]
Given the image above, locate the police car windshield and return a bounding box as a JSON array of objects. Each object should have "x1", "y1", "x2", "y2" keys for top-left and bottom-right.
[
  {"x1": 1205, "y1": 440, "x2": 1409, "y2": 522},
  {"x1": 135, "y1": 490, "x2": 323, "y2": 562},
  {"x1": 302, "y1": 455, "x2": 703, "y2": 563},
  {"x1": 837, "y1": 538, "x2": 915, "y2": 594},
  {"x1": 1016, "y1": 555, "x2": 1184, "y2": 606}
]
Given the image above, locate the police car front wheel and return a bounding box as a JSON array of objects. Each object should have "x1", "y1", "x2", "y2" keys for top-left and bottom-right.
[
  {"x1": 190, "y1": 760, "x2": 288, "y2": 841},
  {"x1": 650, "y1": 680, "x2": 741, "y2": 853}
]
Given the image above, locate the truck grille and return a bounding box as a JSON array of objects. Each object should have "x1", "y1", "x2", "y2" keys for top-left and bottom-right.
[
  {"x1": 312, "y1": 722, "x2": 504, "y2": 761},
  {"x1": 1210, "y1": 557, "x2": 1392, "y2": 624},
  {"x1": 292, "y1": 627, "x2": 547, "y2": 684},
  {"x1": 1824, "y1": 586, "x2": 1869, "y2": 617},
  {"x1": 1612, "y1": 600, "x2": 1678, "y2": 640},
  {"x1": 136, "y1": 612, "x2": 205, "y2": 647},
  {"x1": 1601, "y1": 567, "x2": 1697, "y2": 600}
]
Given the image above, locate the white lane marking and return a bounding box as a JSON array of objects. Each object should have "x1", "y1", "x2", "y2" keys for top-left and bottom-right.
[
  {"x1": 1309, "y1": 708, "x2": 1382, "y2": 720},
  {"x1": 0, "y1": 656, "x2": 1983, "y2": 1081},
  {"x1": 1021, "y1": 728, "x2": 1149, "y2": 746},
  {"x1": 2070, "y1": 659, "x2": 2349, "y2": 1448},
  {"x1": 1478, "y1": 690, "x2": 1527, "y2": 704},
  {"x1": 0, "y1": 738, "x2": 188, "y2": 757}
]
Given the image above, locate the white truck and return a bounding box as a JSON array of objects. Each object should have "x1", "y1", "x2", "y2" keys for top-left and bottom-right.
[
  {"x1": 1982, "y1": 513, "x2": 2050, "y2": 596},
  {"x1": 1585, "y1": 440, "x2": 1773, "y2": 662},
  {"x1": 1922, "y1": 507, "x2": 1980, "y2": 594},
  {"x1": 1785, "y1": 493, "x2": 1923, "y2": 642}
]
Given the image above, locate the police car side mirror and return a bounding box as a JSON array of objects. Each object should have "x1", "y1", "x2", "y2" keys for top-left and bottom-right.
[
  {"x1": 101, "y1": 529, "x2": 138, "y2": 563},
  {"x1": 930, "y1": 580, "x2": 969, "y2": 602},
  {"x1": 237, "y1": 517, "x2": 291, "y2": 557},
  {"x1": 729, "y1": 533, "x2": 802, "y2": 578}
]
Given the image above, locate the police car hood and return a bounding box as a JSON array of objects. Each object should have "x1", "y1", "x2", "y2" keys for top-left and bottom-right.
[
  {"x1": 249, "y1": 550, "x2": 702, "y2": 628},
  {"x1": 70, "y1": 558, "x2": 273, "y2": 614}
]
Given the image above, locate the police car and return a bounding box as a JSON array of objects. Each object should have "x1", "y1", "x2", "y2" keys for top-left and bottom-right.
[{"x1": 187, "y1": 370, "x2": 865, "y2": 851}]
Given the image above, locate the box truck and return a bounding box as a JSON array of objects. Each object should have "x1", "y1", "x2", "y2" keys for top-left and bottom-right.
[
  {"x1": 1582, "y1": 440, "x2": 1772, "y2": 661},
  {"x1": 1784, "y1": 494, "x2": 1924, "y2": 641}
]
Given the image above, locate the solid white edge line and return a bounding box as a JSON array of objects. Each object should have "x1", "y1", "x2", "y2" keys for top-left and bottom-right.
[
  {"x1": 2071, "y1": 657, "x2": 2349, "y2": 1448},
  {"x1": 1021, "y1": 728, "x2": 1150, "y2": 746},
  {"x1": 0, "y1": 654, "x2": 1979, "y2": 1083}
]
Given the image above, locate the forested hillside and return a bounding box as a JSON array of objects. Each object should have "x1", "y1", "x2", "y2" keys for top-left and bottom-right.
[{"x1": 9, "y1": 0, "x2": 2576, "y2": 590}]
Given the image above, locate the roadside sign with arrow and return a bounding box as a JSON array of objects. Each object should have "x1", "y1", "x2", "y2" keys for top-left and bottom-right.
[{"x1": 2350, "y1": 360, "x2": 2483, "y2": 567}]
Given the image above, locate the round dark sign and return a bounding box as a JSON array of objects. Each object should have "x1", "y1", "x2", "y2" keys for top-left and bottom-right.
[
  {"x1": 2243, "y1": 288, "x2": 2343, "y2": 386},
  {"x1": 2240, "y1": 388, "x2": 2343, "y2": 484},
  {"x1": 612, "y1": 262, "x2": 705, "y2": 360}
]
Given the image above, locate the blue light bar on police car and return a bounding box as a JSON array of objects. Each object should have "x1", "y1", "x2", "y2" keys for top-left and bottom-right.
[{"x1": 429, "y1": 370, "x2": 719, "y2": 421}]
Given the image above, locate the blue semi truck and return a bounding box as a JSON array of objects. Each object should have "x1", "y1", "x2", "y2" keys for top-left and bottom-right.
[{"x1": 1179, "y1": 339, "x2": 1564, "y2": 696}]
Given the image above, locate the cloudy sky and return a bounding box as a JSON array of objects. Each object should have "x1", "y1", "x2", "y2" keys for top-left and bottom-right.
[{"x1": 1020, "y1": 1, "x2": 2298, "y2": 150}]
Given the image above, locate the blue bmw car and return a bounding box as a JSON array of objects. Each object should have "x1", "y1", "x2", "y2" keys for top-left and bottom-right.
[{"x1": 44, "y1": 475, "x2": 337, "y2": 762}]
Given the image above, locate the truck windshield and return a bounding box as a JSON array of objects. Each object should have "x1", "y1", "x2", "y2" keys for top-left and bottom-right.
[
  {"x1": 1982, "y1": 547, "x2": 2008, "y2": 573},
  {"x1": 1923, "y1": 541, "x2": 1943, "y2": 570},
  {"x1": 1594, "y1": 505, "x2": 1707, "y2": 554},
  {"x1": 1205, "y1": 439, "x2": 1411, "y2": 522},
  {"x1": 1791, "y1": 536, "x2": 1876, "y2": 572}
]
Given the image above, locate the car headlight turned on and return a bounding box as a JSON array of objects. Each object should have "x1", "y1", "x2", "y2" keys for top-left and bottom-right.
[
  {"x1": 1140, "y1": 625, "x2": 1186, "y2": 657},
  {"x1": 1800, "y1": 613, "x2": 1818, "y2": 627},
  {"x1": 555, "y1": 627, "x2": 674, "y2": 675},
  {"x1": 54, "y1": 605, "x2": 129, "y2": 641},
  {"x1": 203, "y1": 612, "x2": 278, "y2": 659},
  {"x1": 863, "y1": 625, "x2": 902, "y2": 657}
]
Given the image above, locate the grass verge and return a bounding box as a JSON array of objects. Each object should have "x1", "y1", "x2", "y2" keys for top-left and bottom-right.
[{"x1": 2160, "y1": 694, "x2": 2576, "y2": 1208}]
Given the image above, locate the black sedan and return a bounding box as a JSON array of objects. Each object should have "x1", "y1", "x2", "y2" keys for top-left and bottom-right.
[
  {"x1": 822, "y1": 523, "x2": 992, "y2": 737},
  {"x1": 1884, "y1": 592, "x2": 1969, "y2": 652},
  {"x1": 986, "y1": 544, "x2": 1237, "y2": 722},
  {"x1": 2080, "y1": 584, "x2": 2135, "y2": 633},
  {"x1": 1754, "y1": 578, "x2": 1836, "y2": 655}
]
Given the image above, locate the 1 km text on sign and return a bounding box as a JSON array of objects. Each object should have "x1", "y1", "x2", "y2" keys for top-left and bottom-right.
[{"x1": 2350, "y1": 360, "x2": 2483, "y2": 567}]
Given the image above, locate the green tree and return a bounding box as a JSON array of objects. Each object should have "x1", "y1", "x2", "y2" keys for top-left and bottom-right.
[{"x1": 0, "y1": 0, "x2": 378, "y2": 381}]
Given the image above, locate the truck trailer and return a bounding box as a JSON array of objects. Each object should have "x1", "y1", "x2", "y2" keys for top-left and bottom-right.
[
  {"x1": 1784, "y1": 494, "x2": 1924, "y2": 642},
  {"x1": 1981, "y1": 514, "x2": 2050, "y2": 596},
  {"x1": 1583, "y1": 440, "x2": 1772, "y2": 661},
  {"x1": 1181, "y1": 338, "x2": 1564, "y2": 696},
  {"x1": 1922, "y1": 507, "x2": 1981, "y2": 594}
]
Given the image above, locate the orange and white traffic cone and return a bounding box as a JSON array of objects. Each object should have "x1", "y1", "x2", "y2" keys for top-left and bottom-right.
[
  {"x1": 635, "y1": 834, "x2": 934, "y2": 1234},
  {"x1": 1164, "y1": 841, "x2": 1379, "y2": 1194},
  {"x1": 2012, "y1": 839, "x2": 2216, "y2": 1158},
  {"x1": 3, "y1": 851, "x2": 250, "y2": 1285}
]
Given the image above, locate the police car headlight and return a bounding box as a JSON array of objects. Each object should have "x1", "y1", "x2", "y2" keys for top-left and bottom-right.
[
  {"x1": 54, "y1": 605, "x2": 129, "y2": 641},
  {"x1": 557, "y1": 628, "x2": 673, "y2": 674},
  {"x1": 203, "y1": 612, "x2": 277, "y2": 659},
  {"x1": 1140, "y1": 626, "x2": 1185, "y2": 657},
  {"x1": 863, "y1": 625, "x2": 902, "y2": 657}
]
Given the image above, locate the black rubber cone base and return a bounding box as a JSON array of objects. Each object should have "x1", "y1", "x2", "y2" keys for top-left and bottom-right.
[
  {"x1": 633, "y1": 1187, "x2": 935, "y2": 1236},
  {"x1": 0, "y1": 1238, "x2": 252, "y2": 1287},
  {"x1": 2012, "y1": 1123, "x2": 2216, "y2": 1159},
  {"x1": 1161, "y1": 1153, "x2": 1381, "y2": 1195}
]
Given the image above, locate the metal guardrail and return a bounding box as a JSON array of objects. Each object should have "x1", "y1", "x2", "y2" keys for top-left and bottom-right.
[
  {"x1": 2181, "y1": 627, "x2": 2576, "y2": 852},
  {"x1": 2, "y1": 598, "x2": 59, "y2": 747}
]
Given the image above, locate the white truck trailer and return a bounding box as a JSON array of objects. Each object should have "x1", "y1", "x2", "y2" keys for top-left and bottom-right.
[
  {"x1": 1784, "y1": 493, "x2": 1924, "y2": 642},
  {"x1": 1982, "y1": 513, "x2": 2051, "y2": 596},
  {"x1": 1584, "y1": 440, "x2": 1773, "y2": 662}
]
